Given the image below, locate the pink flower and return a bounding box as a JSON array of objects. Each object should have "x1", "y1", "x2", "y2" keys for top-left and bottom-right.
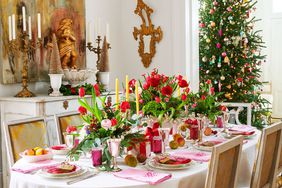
[
  {"x1": 101, "y1": 119, "x2": 112, "y2": 130},
  {"x1": 78, "y1": 106, "x2": 87, "y2": 115},
  {"x1": 139, "y1": 99, "x2": 144, "y2": 104},
  {"x1": 227, "y1": 7, "x2": 232, "y2": 12},
  {"x1": 216, "y1": 43, "x2": 221, "y2": 49},
  {"x1": 222, "y1": 52, "x2": 227, "y2": 57},
  {"x1": 66, "y1": 125, "x2": 77, "y2": 134},
  {"x1": 111, "y1": 118, "x2": 117, "y2": 126},
  {"x1": 164, "y1": 97, "x2": 170, "y2": 102},
  {"x1": 192, "y1": 103, "x2": 197, "y2": 108},
  {"x1": 199, "y1": 23, "x2": 205, "y2": 28},
  {"x1": 155, "y1": 97, "x2": 161, "y2": 103},
  {"x1": 143, "y1": 83, "x2": 149, "y2": 90},
  {"x1": 213, "y1": 1, "x2": 218, "y2": 6},
  {"x1": 79, "y1": 87, "x2": 85, "y2": 98},
  {"x1": 210, "y1": 87, "x2": 215, "y2": 95},
  {"x1": 210, "y1": 9, "x2": 215, "y2": 14},
  {"x1": 93, "y1": 84, "x2": 101, "y2": 96},
  {"x1": 201, "y1": 95, "x2": 206, "y2": 100},
  {"x1": 181, "y1": 94, "x2": 187, "y2": 101}
]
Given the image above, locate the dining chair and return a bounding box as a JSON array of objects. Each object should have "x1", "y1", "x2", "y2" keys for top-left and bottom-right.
[
  {"x1": 3, "y1": 117, "x2": 49, "y2": 167},
  {"x1": 205, "y1": 135, "x2": 244, "y2": 188},
  {"x1": 250, "y1": 121, "x2": 282, "y2": 188},
  {"x1": 54, "y1": 111, "x2": 83, "y2": 144},
  {"x1": 221, "y1": 102, "x2": 252, "y2": 125}
]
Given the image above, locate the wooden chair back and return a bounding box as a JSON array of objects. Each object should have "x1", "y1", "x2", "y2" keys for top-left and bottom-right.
[
  {"x1": 251, "y1": 122, "x2": 282, "y2": 188},
  {"x1": 221, "y1": 102, "x2": 252, "y2": 125},
  {"x1": 205, "y1": 136, "x2": 244, "y2": 188},
  {"x1": 54, "y1": 111, "x2": 83, "y2": 144},
  {"x1": 3, "y1": 117, "x2": 49, "y2": 167}
]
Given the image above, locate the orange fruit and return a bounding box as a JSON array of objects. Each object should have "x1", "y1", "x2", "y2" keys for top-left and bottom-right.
[
  {"x1": 24, "y1": 149, "x2": 35, "y2": 156},
  {"x1": 177, "y1": 137, "x2": 185, "y2": 147},
  {"x1": 169, "y1": 140, "x2": 179, "y2": 150},
  {"x1": 173, "y1": 133, "x2": 182, "y2": 141},
  {"x1": 180, "y1": 124, "x2": 187, "y2": 132},
  {"x1": 43, "y1": 149, "x2": 48, "y2": 155},
  {"x1": 124, "y1": 154, "x2": 138, "y2": 167},
  {"x1": 204, "y1": 127, "x2": 213, "y2": 136},
  {"x1": 35, "y1": 148, "x2": 43, "y2": 155},
  {"x1": 137, "y1": 154, "x2": 147, "y2": 163}
]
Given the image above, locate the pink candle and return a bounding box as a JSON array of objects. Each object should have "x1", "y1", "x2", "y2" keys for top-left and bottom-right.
[
  {"x1": 91, "y1": 148, "x2": 102, "y2": 167},
  {"x1": 217, "y1": 116, "x2": 223, "y2": 128},
  {"x1": 152, "y1": 136, "x2": 162, "y2": 153}
]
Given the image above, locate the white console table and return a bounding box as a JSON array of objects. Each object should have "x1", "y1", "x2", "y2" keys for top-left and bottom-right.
[{"x1": 0, "y1": 93, "x2": 117, "y2": 188}]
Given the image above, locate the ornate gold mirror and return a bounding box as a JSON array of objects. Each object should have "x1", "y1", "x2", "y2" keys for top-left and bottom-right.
[{"x1": 133, "y1": 0, "x2": 163, "y2": 68}]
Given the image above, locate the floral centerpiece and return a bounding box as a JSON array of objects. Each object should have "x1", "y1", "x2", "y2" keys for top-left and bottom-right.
[
  {"x1": 68, "y1": 84, "x2": 144, "y2": 171},
  {"x1": 134, "y1": 69, "x2": 191, "y2": 123}
]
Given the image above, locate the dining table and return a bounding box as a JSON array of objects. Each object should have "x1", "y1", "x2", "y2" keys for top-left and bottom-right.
[{"x1": 9, "y1": 128, "x2": 260, "y2": 188}]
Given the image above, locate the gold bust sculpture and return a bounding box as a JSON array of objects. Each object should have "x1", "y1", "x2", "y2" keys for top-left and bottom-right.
[{"x1": 57, "y1": 18, "x2": 77, "y2": 69}]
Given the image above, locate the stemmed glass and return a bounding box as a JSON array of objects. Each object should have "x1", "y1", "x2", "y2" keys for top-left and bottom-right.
[
  {"x1": 222, "y1": 111, "x2": 230, "y2": 133},
  {"x1": 158, "y1": 128, "x2": 170, "y2": 154},
  {"x1": 107, "y1": 138, "x2": 122, "y2": 172}
]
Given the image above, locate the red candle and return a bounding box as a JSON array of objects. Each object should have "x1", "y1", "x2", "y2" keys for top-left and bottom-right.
[{"x1": 91, "y1": 148, "x2": 102, "y2": 167}]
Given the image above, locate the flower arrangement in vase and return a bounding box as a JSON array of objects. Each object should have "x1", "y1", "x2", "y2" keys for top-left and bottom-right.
[{"x1": 68, "y1": 84, "x2": 144, "y2": 171}]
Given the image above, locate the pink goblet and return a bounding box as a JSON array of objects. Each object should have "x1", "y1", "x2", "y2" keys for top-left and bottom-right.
[{"x1": 107, "y1": 138, "x2": 122, "y2": 171}]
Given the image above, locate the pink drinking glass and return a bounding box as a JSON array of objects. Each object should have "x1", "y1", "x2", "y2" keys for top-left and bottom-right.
[
  {"x1": 91, "y1": 148, "x2": 102, "y2": 167},
  {"x1": 158, "y1": 128, "x2": 170, "y2": 154},
  {"x1": 107, "y1": 138, "x2": 122, "y2": 171},
  {"x1": 190, "y1": 124, "x2": 199, "y2": 140}
]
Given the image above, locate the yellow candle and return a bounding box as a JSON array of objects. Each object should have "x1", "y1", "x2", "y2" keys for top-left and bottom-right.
[
  {"x1": 126, "y1": 75, "x2": 129, "y2": 101},
  {"x1": 178, "y1": 87, "x2": 181, "y2": 97},
  {"x1": 135, "y1": 82, "x2": 139, "y2": 115},
  {"x1": 115, "y1": 78, "x2": 119, "y2": 110}
]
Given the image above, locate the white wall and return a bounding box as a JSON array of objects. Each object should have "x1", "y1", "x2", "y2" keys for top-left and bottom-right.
[{"x1": 0, "y1": 0, "x2": 194, "y2": 96}]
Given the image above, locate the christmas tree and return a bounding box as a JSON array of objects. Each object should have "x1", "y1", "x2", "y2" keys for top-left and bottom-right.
[{"x1": 199, "y1": 0, "x2": 269, "y2": 127}]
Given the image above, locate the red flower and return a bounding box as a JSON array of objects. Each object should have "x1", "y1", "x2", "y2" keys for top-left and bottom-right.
[
  {"x1": 78, "y1": 106, "x2": 87, "y2": 115},
  {"x1": 150, "y1": 76, "x2": 161, "y2": 87},
  {"x1": 185, "y1": 87, "x2": 190, "y2": 94},
  {"x1": 143, "y1": 83, "x2": 149, "y2": 90},
  {"x1": 152, "y1": 122, "x2": 160, "y2": 130},
  {"x1": 206, "y1": 79, "x2": 211, "y2": 85},
  {"x1": 237, "y1": 78, "x2": 243, "y2": 82},
  {"x1": 155, "y1": 97, "x2": 161, "y2": 103},
  {"x1": 192, "y1": 103, "x2": 197, "y2": 108},
  {"x1": 179, "y1": 80, "x2": 188, "y2": 88},
  {"x1": 181, "y1": 94, "x2": 187, "y2": 101},
  {"x1": 177, "y1": 75, "x2": 183, "y2": 81},
  {"x1": 210, "y1": 87, "x2": 215, "y2": 95},
  {"x1": 71, "y1": 88, "x2": 76, "y2": 95},
  {"x1": 162, "y1": 75, "x2": 169, "y2": 83},
  {"x1": 79, "y1": 87, "x2": 85, "y2": 98},
  {"x1": 120, "y1": 101, "x2": 130, "y2": 112},
  {"x1": 93, "y1": 84, "x2": 101, "y2": 96},
  {"x1": 111, "y1": 118, "x2": 117, "y2": 126},
  {"x1": 161, "y1": 85, "x2": 173, "y2": 96},
  {"x1": 129, "y1": 79, "x2": 136, "y2": 93},
  {"x1": 201, "y1": 95, "x2": 206, "y2": 100},
  {"x1": 219, "y1": 105, "x2": 227, "y2": 111},
  {"x1": 66, "y1": 125, "x2": 77, "y2": 134}
]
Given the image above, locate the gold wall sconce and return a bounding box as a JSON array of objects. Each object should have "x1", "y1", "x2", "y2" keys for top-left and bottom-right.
[{"x1": 133, "y1": 0, "x2": 163, "y2": 68}]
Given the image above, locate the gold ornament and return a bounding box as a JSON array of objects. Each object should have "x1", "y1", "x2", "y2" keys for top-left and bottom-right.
[
  {"x1": 220, "y1": 76, "x2": 225, "y2": 80},
  {"x1": 224, "y1": 56, "x2": 230, "y2": 64},
  {"x1": 225, "y1": 93, "x2": 232, "y2": 99},
  {"x1": 210, "y1": 21, "x2": 216, "y2": 27},
  {"x1": 206, "y1": 38, "x2": 211, "y2": 43},
  {"x1": 227, "y1": 85, "x2": 231, "y2": 89}
]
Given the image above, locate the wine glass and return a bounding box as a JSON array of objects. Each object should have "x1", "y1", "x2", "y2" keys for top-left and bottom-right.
[
  {"x1": 107, "y1": 138, "x2": 122, "y2": 172},
  {"x1": 222, "y1": 111, "x2": 230, "y2": 133},
  {"x1": 158, "y1": 128, "x2": 170, "y2": 154}
]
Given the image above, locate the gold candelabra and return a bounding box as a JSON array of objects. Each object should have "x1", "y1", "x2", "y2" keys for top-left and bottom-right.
[
  {"x1": 8, "y1": 32, "x2": 42, "y2": 97},
  {"x1": 86, "y1": 35, "x2": 111, "y2": 83}
]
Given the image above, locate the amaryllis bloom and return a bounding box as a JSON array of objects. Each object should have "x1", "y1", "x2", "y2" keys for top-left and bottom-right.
[
  {"x1": 120, "y1": 101, "x2": 130, "y2": 112},
  {"x1": 179, "y1": 79, "x2": 188, "y2": 88},
  {"x1": 206, "y1": 79, "x2": 211, "y2": 84},
  {"x1": 177, "y1": 75, "x2": 183, "y2": 81},
  {"x1": 201, "y1": 95, "x2": 206, "y2": 100},
  {"x1": 210, "y1": 87, "x2": 215, "y2": 95},
  {"x1": 111, "y1": 118, "x2": 117, "y2": 126},
  {"x1": 66, "y1": 125, "x2": 77, "y2": 134},
  {"x1": 101, "y1": 119, "x2": 112, "y2": 130},
  {"x1": 216, "y1": 43, "x2": 221, "y2": 49},
  {"x1": 128, "y1": 79, "x2": 136, "y2": 93},
  {"x1": 79, "y1": 87, "x2": 85, "y2": 98},
  {"x1": 185, "y1": 87, "x2": 190, "y2": 94},
  {"x1": 155, "y1": 97, "x2": 161, "y2": 103},
  {"x1": 93, "y1": 84, "x2": 101, "y2": 96},
  {"x1": 181, "y1": 94, "x2": 187, "y2": 101},
  {"x1": 78, "y1": 106, "x2": 87, "y2": 115},
  {"x1": 161, "y1": 85, "x2": 173, "y2": 96},
  {"x1": 143, "y1": 83, "x2": 149, "y2": 90},
  {"x1": 162, "y1": 75, "x2": 169, "y2": 83},
  {"x1": 150, "y1": 76, "x2": 161, "y2": 87}
]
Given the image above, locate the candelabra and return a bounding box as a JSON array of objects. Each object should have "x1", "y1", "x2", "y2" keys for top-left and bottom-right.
[
  {"x1": 8, "y1": 32, "x2": 42, "y2": 97},
  {"x1": 86, "y1": 36, "x2": 111, "y2": 83}
]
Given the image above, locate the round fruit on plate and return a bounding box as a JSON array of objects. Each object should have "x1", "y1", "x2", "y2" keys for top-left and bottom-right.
[
  {"x1": 20, "y1": 147, "x2": 53, "y2": 163},
  {"x1": 50, "y1": 145, "x2": 70, "y2": 155}
]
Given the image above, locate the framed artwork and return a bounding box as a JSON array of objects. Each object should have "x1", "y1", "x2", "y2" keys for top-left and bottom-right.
[{"x1": 0, "y1": 0, "x2": 86, "y2": 84}]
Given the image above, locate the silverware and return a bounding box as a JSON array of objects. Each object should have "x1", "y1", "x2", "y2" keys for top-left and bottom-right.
[{"x1": 66, "y1": 172, "x2": 98, "y2": 185}]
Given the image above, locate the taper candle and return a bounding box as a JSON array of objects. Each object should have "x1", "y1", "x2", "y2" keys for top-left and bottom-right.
[
  {"x1": 87, "y1": 21, "x2": 92, "y2": 42},
  {"x1": 115, "y1": 78, "x2": 119, "y2": 110},
  {"x1": 37, "y1": 13, "x2": 41, "y2": 39},
  {"x1": 8, "y1": 16, "x2": 12, "y2": 41},
  {"x1": 12, "y1": 14, "x2": 16, "y2": 40},
  {"x1": 22, "y1": 6, "x2": 26, "y2": 31},
  {"x1": 135, "y1": 82, "x2": 139, "y2": 115},
  {"x1": 97, "y1": 17, "x2": 101, "y2": 36},
  {"x1": 125, "y1": 75, "x2": 129, "y2": 101},
  {"x1": 106, "y1": 23, "x2": 110, "y2": 43},
  {"x1": 28, "y1": 16, "x2": 32, "y2": 40}
]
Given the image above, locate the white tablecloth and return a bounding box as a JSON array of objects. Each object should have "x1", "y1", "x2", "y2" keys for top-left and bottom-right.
[{"x1": 9, "y1": 132, "x2": 259, "y2": 188}]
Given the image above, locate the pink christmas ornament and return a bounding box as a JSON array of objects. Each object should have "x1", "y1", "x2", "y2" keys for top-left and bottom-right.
[
  {"x1": 210, "y1": 9, "x2": 215, "y2": 14},
  {"x1": 222, "y1": 52, "x2": 227, "y2": 57},
  {"x1": 199, "y1": 23, "x2": 205, "y2": 28},
  {"x1": 218, "y1": 29, "x2": 223, "y2": 36},
  {"x1": 227, "y1": 7, "x2": 232, "y2": 12},
  {"x1": 216, "y1": 43, "x2": 221, "y2": 49},
  {"x1": 213, "y1": 1, "x2": 218, "y2": 6}
]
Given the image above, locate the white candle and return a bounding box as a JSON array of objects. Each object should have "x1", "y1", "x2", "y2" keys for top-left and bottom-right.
[
  {"x1": 22, "y1": 6, "x2": 26, "y2": 31},
  {"x1": 94, "y1": 20, "x2": 97, "y2": 39},
  {"x1": 8, "y1": 16, "x2": 12, "y2": 41},
  {"x1": 106, "y1": 23, "x2": 110, "y2": 43},
  {"x1": 12, "y1": 14, "x2": 16, "y2": 40},
  {"x1": 97, "y1": 17, "x2": 101, "y2": 36},
  {"x1": 28, "y1": 16, "x2": 32, "y2": 40},
  {"x1": 87, "y1": 21, "x2": 91, "y2": 42},
  {"x1": 37, "y1": 13, "x2": 41, "y2": 39}
]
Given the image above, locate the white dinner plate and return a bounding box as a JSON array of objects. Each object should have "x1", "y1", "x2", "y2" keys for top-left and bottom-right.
[
  {"x1": 222, "y1": 131, "x2": 257, "y2": 139},
  {"x1": 192, "y1": 144, "x2": 213, "y2": 152},
  {"x1": 147, "y1": 158, "x2": 196, "y2": 170},
  {"x1": 38, "y1": 166, "x2": 87, "y2": 179}
]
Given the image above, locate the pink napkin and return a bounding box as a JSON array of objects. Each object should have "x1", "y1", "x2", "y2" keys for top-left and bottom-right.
[
  {"x1": 12, "y1": 160, "x2": 60, "y2": 174},
  {"x1": 203, "y1": 137, "x2": 226, "y2": 144},
  {"x1": 113, "y1": 168, "x2": 172, "y2": 185},
  {"x1": 171, "y1": 150, "x2": 211, "y2": 162},
  {"x1": 229, "y1": 125, "x2": 256, "y2": 135}
]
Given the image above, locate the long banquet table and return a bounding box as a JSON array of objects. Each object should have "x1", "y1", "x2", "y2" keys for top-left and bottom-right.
[{"x1": 9, "y1": 130, "x2": 260, "y2": 188}]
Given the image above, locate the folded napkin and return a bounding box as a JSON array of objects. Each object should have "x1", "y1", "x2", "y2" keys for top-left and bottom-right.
[
  {"x1": 12, "y1": 160, "x2": 60, "y2": 174},
  {"x1": 229, "y1": 125, "x2": 256, "y2": 135},
  {"x1": 203, "y1": 137, "x2": 226, "y2": 144},
  {"x1": 113, "y1": 168, "x2": 172, "y2": 185},
  {"x1": 171, "y1": 150, "x2": 211, "y2": 162}
]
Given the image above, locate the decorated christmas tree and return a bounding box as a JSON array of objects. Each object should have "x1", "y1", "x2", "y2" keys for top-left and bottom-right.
[{"x1": 199, "y1": 0, "x2": 269, "y2": 127}]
